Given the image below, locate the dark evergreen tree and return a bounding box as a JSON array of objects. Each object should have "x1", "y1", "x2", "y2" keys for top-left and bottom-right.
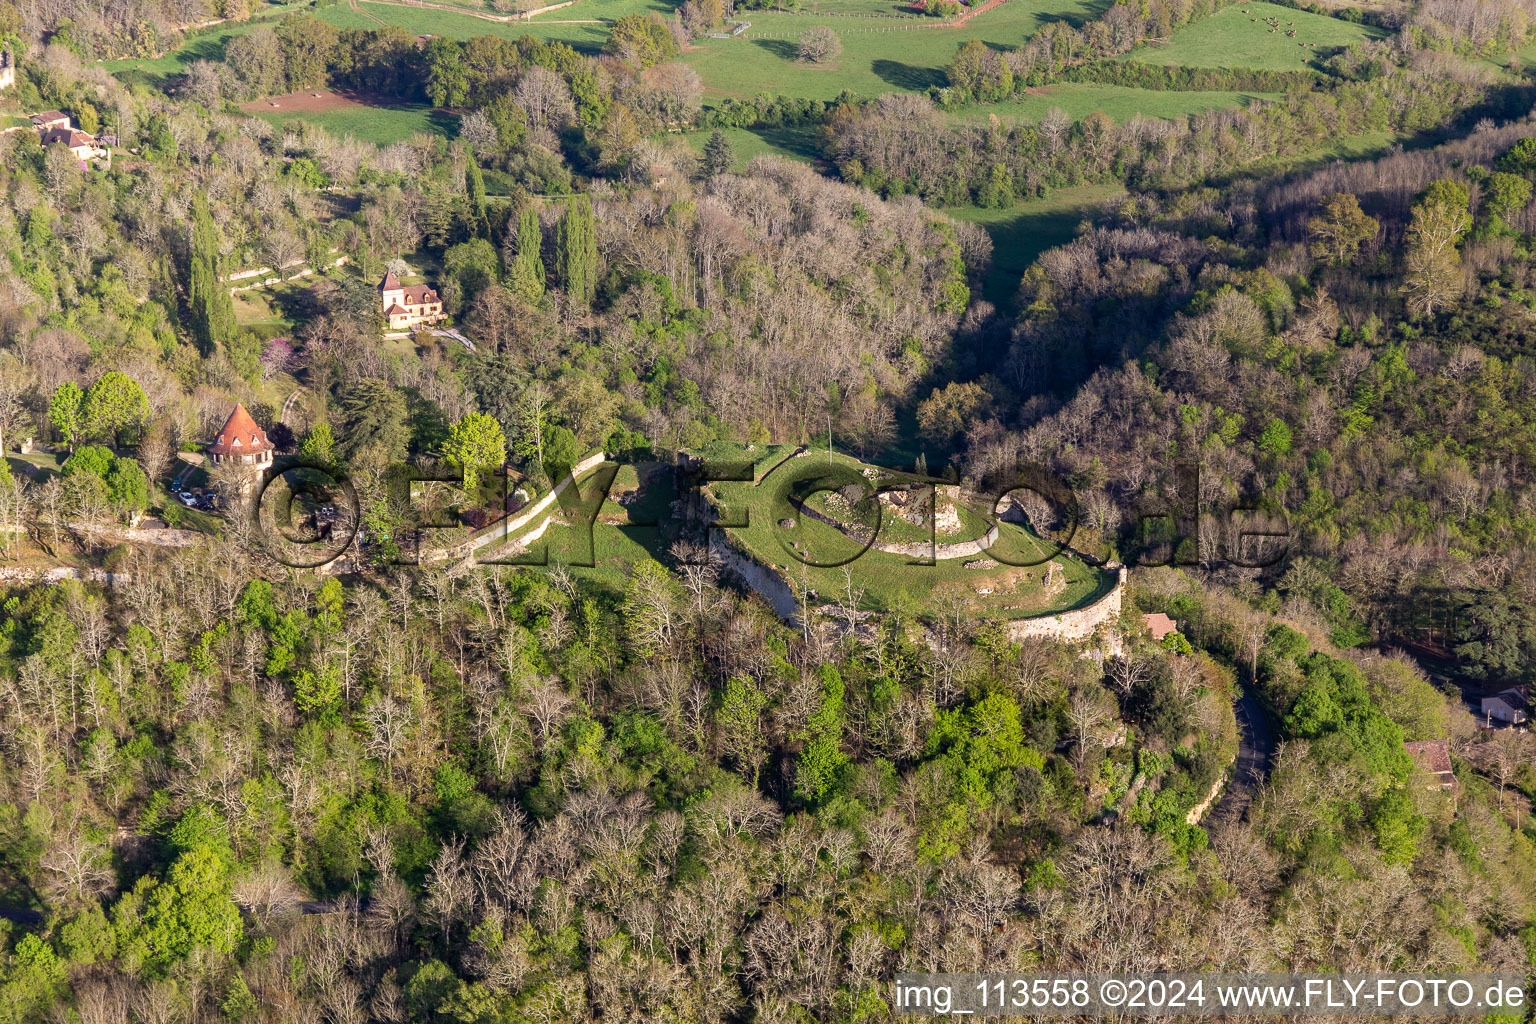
[
  {"x1": 508, "y1": 206, "x2": 545, "y2": 304},
  {"x1": 556, "y1": 196, "x2": 598, "y2": 309},
  {"x1": 703, "y1": 128, "x2": 734, "y2": 178},
  {"x1": 465, "y1": 153, "x2": 488, "y2": 238},
  {"x1": 188, "y1": 197, "x2": 235, "y2": 355}
]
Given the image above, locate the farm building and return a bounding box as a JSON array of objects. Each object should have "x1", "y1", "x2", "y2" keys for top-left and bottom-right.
[{"x1": 1481, "y1": 686, "x2": 1530, "y2": 727}]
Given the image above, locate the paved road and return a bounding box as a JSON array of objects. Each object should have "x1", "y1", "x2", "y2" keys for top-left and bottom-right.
[{"x1": 1210, "y1": 687, "x2": 1276, "y2": 825}]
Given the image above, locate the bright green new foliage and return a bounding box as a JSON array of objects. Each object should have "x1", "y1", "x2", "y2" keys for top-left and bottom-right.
[
  {"x1": 442, "y1": 412, "x2": 507, "y2": 494},
  {"x1": 48, "y1": 382, "x2": 82, "y2": 451},
  {"x1": 119, "y1": 846, "x2": 243, "y2": 973}
]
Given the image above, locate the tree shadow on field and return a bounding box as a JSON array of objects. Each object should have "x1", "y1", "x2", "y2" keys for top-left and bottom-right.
[
  {"x1": 872, "y1": 59, "x2": 946, "y2": 90},
  {"x1": 429, "y1": 108, "x2": 460, "y2": 138},
  {"x1": 754, "y1": 38, "x2": 801, "y2": 60},
  {"x1": 749, "y1": 124, "x2": 821, "y2": 161},
  {"x1": 1041, "y1": 0, "x2": 1113, "y2": 29}
]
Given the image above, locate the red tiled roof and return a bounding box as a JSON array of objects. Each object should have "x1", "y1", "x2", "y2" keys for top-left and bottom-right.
[
  {"x1": 1404, "y1": 740, "x2": 1452, "y2": 776},
  {"x1": 384, "y1": 303, "x2": 408, "y2": 315},
  {"x1": 41, "y1": 127, "x2": 95, "y2": 148},
  {"x1": 401, "y1": 284, "x2": 438, "y2": 305},
  {"x1": 207, "y1": 403, "x2": 273, "y2": 456},
  {"x1": 30, "y1": 110, "x2": 69, "y2": 125},
  {"x1": 1141, "y1": 612, "x2": 1177, "y2": 640},
  {"x1": 379, "y1": 272, "x2": 402, "y2": 292}
]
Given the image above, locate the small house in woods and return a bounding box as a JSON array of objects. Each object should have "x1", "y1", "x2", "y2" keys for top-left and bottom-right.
[
  {"x1": 41, "y1": 125, "x2": 106, "y2": 164},
  {"x1": 207, "y1": 404, "x2": 274, "y2": 470},
  {"x1": 30, "y1": 110, "x2": 109, "y2": 167},
  {"x1": 379, "y1": 272, "x2": 445, "y2": 330},
  {"x1": 1141, "y1": 612, "x2": 1178, "y2": 640},
  {"x1": 1403, "y1": 740, "x2": 1456, "y2": 791},
  {"x1": 1481, "y1": 686, "x2": 1530, "y2": 727},
  {"x1": 0, "y1": 50, "x2": 15, "y2": 92}
]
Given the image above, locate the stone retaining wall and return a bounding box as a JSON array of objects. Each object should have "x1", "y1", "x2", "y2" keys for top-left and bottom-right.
[
  {"x1": 1005, "y1": 564, "x2": 1126, "y2": 642},
  {"x1": 0, "y1": 567, "x2": 130, "y2": 586},
  {"x1": 434, "y1": 451, "x2": 609, "y2": 565}
]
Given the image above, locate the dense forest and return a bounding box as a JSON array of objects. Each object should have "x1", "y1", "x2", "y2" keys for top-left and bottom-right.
[{"x1": 0, "y1": 0, "x2": 1535, "y2": 1019}]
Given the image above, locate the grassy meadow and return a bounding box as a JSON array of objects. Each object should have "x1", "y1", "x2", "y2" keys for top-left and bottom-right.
[
  {"x1": 314, "y1": 0, "x2": 624, "y2": 52},
  {"x1": 462, "y1": 442, "x2": 1114, "y2": 619},
  {"x1": 682, "y1": 0, "x2": 1104, "y2": 101},
  {"x1": 693, "y1": 445, "x2": 1113, "y2": 618},
  {"x1": 948, "y1": 83, "x2": 1280, "y2": 123},
  {"x1": 948, "y1": 183, "x2": 1125, "y2": 309},
  {"x1": 676, "y1": 123, "x2": 823, "y2": 169},
  {"x1": 1123, "y1": 0, "x2": 1382, "y2": 70},
  {"x1": 246, "y1": 97, "x2": 450, "y2": 144}
]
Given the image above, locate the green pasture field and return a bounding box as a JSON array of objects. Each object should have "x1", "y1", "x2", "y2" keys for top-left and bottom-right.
[
  {"x1": 248, "y1": 100, "x2": 450, "y2": 144},
  {"x1": 528, "y1": 0, "x2": 675, "y2": 20},
  {"x1": 314, "y1": 1, "x2": 620, "y2": 53},
  {"x1": 681, "y1": 0, "x2": 1105, "y2": 101},
  {"x1": 675, "y1": 123, "x2": 822, "y2": 168},
  {"x1": 949, "y1": 83, "x2": 1280, "y2": 123},
  {"x1": 729, "y1": 0, "x2": 937, "y2": 17},
  {"x1": 947, "y1": 182, "x2": 1123, "y2": 309},
  {"x1": 1123, "y1": 1, "x2": 1382, "y2": 71}
]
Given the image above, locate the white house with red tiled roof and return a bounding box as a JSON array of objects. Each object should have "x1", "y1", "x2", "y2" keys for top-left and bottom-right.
[
  {"x1": 41, "y1": 125, "x2": 105, "y2": 163},
  {"x1": 379, "y1": 272, "x2": 445, "y2": 330},
  {"x1": 30, "y1": 110, "x2": 109, "y2": 167}
]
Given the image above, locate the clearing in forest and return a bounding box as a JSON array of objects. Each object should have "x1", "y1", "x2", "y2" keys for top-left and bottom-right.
[
  {"x1": 1123, "y1": 1, "x2": 1383, "y2": 71},
  {"x1": 462, "y1": 443, "x2": 1115, "y2": 620},
  {"x1": 241, "y1": 89, "x2": 451, "y2": 144},
  {"x1": 687, "y1": 444, "x2": 1114, "y2": 619},
  {"x1": 680, "y1": 0, "x2": 1102, "y2": 101}
]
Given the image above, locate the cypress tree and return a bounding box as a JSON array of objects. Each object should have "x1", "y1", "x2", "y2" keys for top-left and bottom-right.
[
  {"x1": 465, "y1": 154, "x2": 488, "y2": 238},
  {"x1": 556, "y1": 196, "x2": 597, "y2": 309},
  {"x1": 509, "y1": 206, "x2": 545, "y2": 304},
  {"x1": 188, "y1": 197, "x2": 234, "y2": 354}
]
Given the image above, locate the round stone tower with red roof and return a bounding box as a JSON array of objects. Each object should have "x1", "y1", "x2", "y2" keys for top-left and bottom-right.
[{"x1": 207, "y1": 403, "x2": 274, "y2": 469}]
